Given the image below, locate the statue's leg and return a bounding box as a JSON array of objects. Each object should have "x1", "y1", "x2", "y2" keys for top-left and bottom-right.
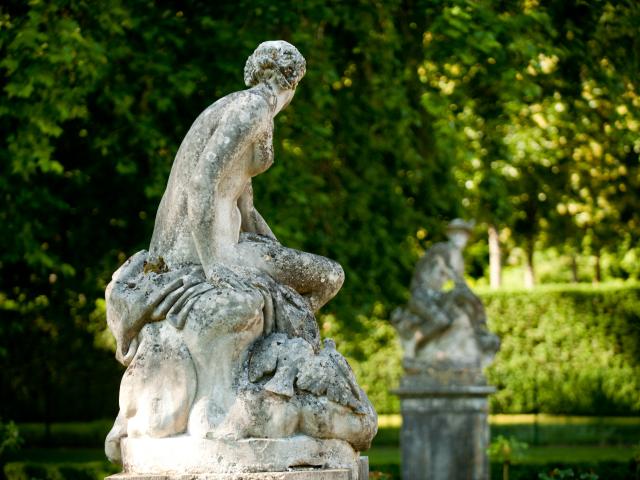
[
  {"x1": 181, "y1": 286, "x2": 266, "y2": 438},
  {"x1": 105, "y1": 410, "x2": 127, "y2": 464},
  {"x1": 407, "y1": 292, "x2": 453, "y2": 348},
  {"x1": 218, "y1": 388, "x2": 377, "y2": 452},
  {"x1": 120, "y1": 323, "x2": 197, "y2": 439},
  {"x1": 236, "y1": 237, "x2": 344, "y2": 311},
  {"x1": 296, "y1": 392, "x2": 378, "y2": 451},
  {"x1": 213, "y1": 390, "x2": 301, "y2": 441}
]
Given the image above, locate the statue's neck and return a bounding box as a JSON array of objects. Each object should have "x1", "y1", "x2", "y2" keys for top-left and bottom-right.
[{"x1": 252, "y1": 84, "x2": 278, "y2": 114}]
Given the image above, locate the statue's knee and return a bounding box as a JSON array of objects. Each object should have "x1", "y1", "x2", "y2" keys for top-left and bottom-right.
[
  {"x1": 326, "y1": 260, "x2": 345, "y2": 292},
  {"x1": 187, "y1": 288, "x2": 264, "y2": 335}
]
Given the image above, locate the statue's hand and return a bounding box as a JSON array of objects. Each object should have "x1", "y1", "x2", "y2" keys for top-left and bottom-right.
[{"x1": 149, "y1": 266, "x2": 206, "y2": 321}]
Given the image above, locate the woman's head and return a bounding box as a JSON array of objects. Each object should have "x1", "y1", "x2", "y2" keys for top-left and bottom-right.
[{"x1": 244, "y1": 41, "x2": 306, "y2": 90}]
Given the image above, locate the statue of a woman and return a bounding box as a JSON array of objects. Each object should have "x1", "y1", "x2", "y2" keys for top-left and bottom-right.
[
  {"x1": 104, "y1": 41, "x2": 376, "y2": 475},
  {"x1": 149, "y1": 40, "x2": 343, "y2": 312}
]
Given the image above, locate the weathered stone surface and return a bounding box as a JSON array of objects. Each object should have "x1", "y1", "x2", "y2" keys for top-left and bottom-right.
[
  {"x1": 396, "y1": 385, "x2": 493, "y2": 480},
  {"x1": 357, "y1": 457, "x2": 368, "y2": 480},
  {"x1": 120, "y1": 437, "x2": 358, "y2": 477},
  {"x1": 104, "y1": 40, "x2": 376, "y2": 479},
  {"x1": 107, "y1": 471, "x2": 350, "y2": 480},
  {"x1": 391, "y1": 219, "x2": 500, "y2": 375}
]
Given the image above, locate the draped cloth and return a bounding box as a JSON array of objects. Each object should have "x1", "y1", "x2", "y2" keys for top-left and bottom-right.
[{"x1": 106, "y1": 248, "x2": 321, "y2": 367}]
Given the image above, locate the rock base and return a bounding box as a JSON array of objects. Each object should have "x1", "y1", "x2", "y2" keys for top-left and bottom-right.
[{"x1": 395, "y1": 380, "x2": 495, "y2": 480}]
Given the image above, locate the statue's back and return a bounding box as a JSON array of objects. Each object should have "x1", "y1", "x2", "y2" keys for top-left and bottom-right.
[{"x1": 148, "y1": 92, "x2": 241, "y2": 266}]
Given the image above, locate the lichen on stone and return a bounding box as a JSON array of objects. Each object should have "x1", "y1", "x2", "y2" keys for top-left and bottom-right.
[{"x1": 143, "y1": 256, "x2": 168, "y2": 274}]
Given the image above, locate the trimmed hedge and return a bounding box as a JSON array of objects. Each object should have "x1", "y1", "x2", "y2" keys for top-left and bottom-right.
[
  {"x1": 15, "y1": 421, "x2": 112, "y2": 449},
  {"x1": 490, "y1": 421, "x2": 640, "y2": 446},
  {"x1": 483, "y1": 284, "x2": 640, "y2": 415},
  {"x1": 353, "y1": 283, "x2": 640, "y2": 415}
]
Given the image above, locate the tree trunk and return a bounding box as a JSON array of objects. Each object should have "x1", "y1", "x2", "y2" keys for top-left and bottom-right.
[
  {"x1": 570, "y1": 253, "x2": 578, "y2": 283},
  {"x1": 488, "y1": 224, "x2": 502, "y2": 289},
  {"x1": 44, "y1": 366, "x2": 52, "y2": 446},
  {"x1": 594, "y1": 252, "x2": 601, "y2": 284},
  {"x1": 524, "y1": 240, "x2": 535, "y2": 289}
]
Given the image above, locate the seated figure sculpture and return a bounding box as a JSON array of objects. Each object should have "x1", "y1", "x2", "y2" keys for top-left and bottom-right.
[
  {"x1": 391, "y1": 219, "x2": 500, "y2": 379},
  {"x1": 104, "y1": 41, "x2": 376, "y2": 476}
]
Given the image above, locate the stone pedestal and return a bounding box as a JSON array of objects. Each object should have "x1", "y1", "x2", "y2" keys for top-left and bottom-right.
[
  {"x1": 106, "y1": 470, "x2": 351, "y2": 480},
  {"x1": 104, "y1": 436, "x2": 368, "y2": 480},
  {"x1": 118, "y1": 437, "x2": 358, "y2": 474},
  {"x1": 394, "y1": 382, "x2": 495, "y2": 480}
]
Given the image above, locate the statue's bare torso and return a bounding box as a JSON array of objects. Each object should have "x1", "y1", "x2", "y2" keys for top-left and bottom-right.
[
  {"x1": 149, "y1": 86, "x2": 343, "y2": 311},
  {"x1": 150, "y1": 89, "x2": 274, "y2": 274}
]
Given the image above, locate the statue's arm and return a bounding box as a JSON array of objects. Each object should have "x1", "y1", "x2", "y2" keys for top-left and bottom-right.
[
  {"x1": 238, "y1": 180, "x2": 277, "y2": 240},
  {"x1": 187, "y1": 98, "x2": 271, "y2": 278}
]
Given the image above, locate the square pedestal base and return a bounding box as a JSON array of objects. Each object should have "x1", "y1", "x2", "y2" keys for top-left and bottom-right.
[{"x1": 106, "y1": 470, "x2": 351, "y2": 480}]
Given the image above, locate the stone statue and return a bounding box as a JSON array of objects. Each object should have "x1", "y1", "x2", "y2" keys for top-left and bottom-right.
[
  {"x1": 391, "y1": 219, "x2": 500, "y2": 377},
  {"x1": 391, "y1": 220, "x2": 500, "y2": 480},
  {"x1": 104, "y1": 41, "x2": 376, "y2": 478}
]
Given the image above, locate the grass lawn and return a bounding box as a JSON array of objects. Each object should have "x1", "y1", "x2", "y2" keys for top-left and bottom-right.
[
  {"x1": 4, "y1": 445, "x2": 638, "y2": 480},
  {"x1": 9, "y1": 445, "x2": 636, "y2": 465},
  {"x1": 374, "y1": 414, "x2": 640, "y2": 447},
  {"x1": 366, "y1": 445, "x2": 638, "y2": 467},
  {"x1": 520, "y1": 445, "x2": 637, "y2": 464}
]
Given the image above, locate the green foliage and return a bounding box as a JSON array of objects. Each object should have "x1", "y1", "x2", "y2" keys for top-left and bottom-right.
[
  {"x1": 371, "y1": 426, "x2": 400, "y2": 448},
  {"x1": 371, "y1": 416, "x2": 640, "y2": 448},
  {"x1": 484, "y1": 284, "x2": 640, "y2": 415},
  {"x1": 367, "y1": 445, "x2": 639, "y2": 480},
  {"x1": 369, "y1": 472, "x2": 395, "y2": 480},
  {"x1": 489, "y1": 435, "x2": 529, "y2": 464},
  {"x1": 491, "y1": 418, "x2": 640, "y2": 446},
  {"x1": 538, "y1": 468, "x2": 598, "y2": 480},
  {"x1": 368, "y1": 462, "x2": 628, "y2": 480},
  {"x1": 0, "y1": 420, "x2": 22, "y2": 457},
  {"x1": 15, "y1": 421, "x2": 112, "y2": 449},
  {"x1": 452, "y1": 0, "x2": 640, "y2": 284},
  {"x1": 489, "y1": 435, "x2": 529, "y2": 480}
]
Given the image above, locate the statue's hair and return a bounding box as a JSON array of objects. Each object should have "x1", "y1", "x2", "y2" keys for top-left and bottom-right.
[{"x1": 244, "y1": 41, "x2": 306, "y2": 90}]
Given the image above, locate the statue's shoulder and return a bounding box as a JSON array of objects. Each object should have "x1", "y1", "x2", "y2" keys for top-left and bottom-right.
[
  {"x1": 193, "y1": 91, "x2": 271, "y2": 141},
  {"x1": 418, "y1": 242, "x2": 450, "y2": 263},
  {"x1": 195, "y1": 90, "x2": 270, "y2": 123},
  {"x1": 214, "y1": 90, "x2": 272, "y2": 120}
]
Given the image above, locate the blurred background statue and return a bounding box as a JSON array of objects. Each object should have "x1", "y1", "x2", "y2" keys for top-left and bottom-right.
[
  {"x1": 392, "y1": 219, "x2": 499, "y2": 377},
  {"x1": 391, "y1": 219, "x2": 500, "y2": 480}
]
